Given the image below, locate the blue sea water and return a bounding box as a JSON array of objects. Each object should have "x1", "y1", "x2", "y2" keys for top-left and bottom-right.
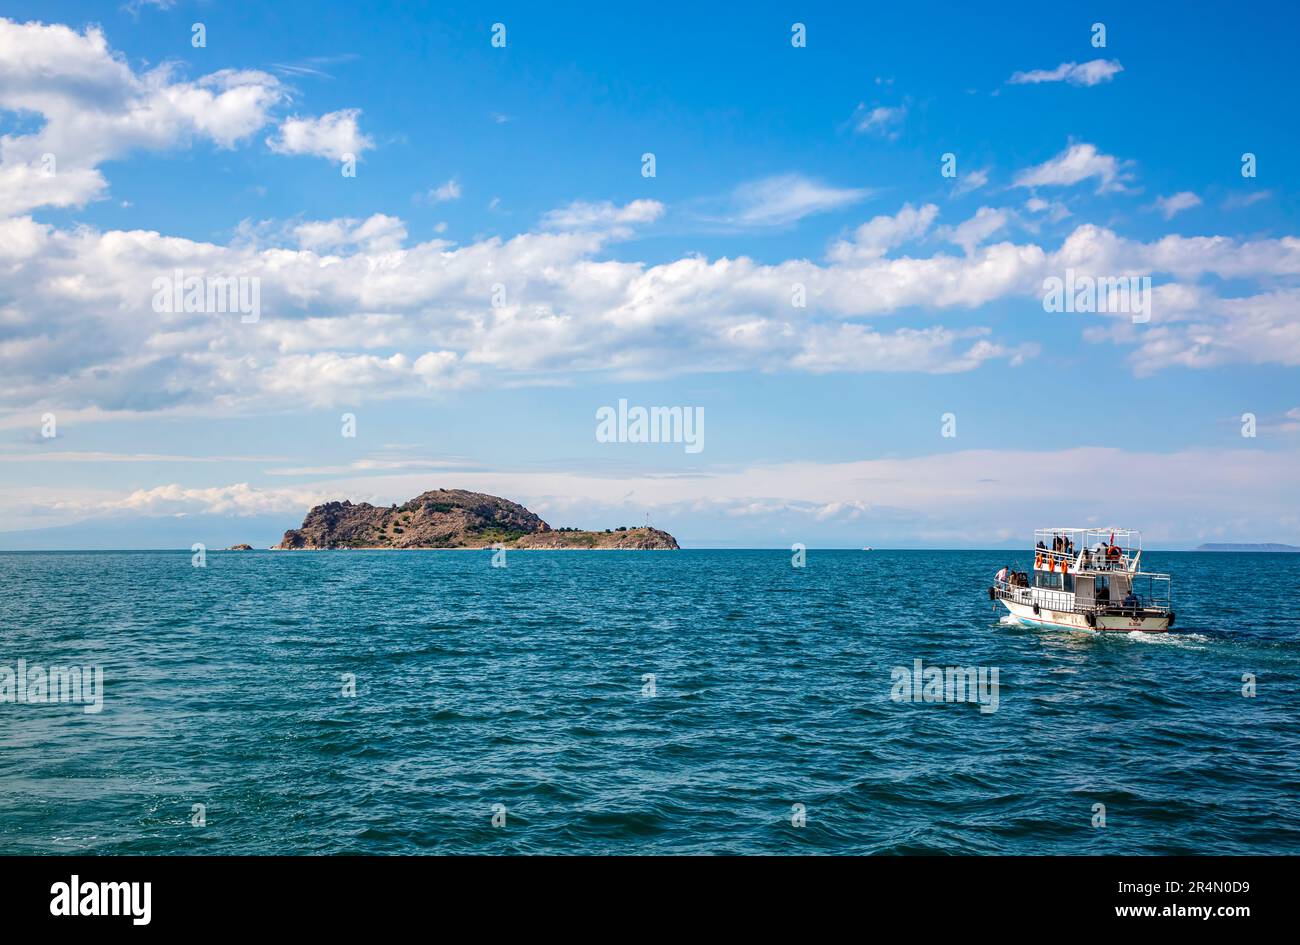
[{"x1": 0, "y1": 549, "x2": 1297, "y2": 855}]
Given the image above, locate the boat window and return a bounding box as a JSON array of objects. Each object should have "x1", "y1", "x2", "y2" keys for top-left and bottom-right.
[{"x1": 1034, "y1": 571, "x2": 1065, "y2": 590}]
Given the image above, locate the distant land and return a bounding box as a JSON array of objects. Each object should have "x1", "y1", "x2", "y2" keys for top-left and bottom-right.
[
  {"x1": 273, "y1": 488, "x2": 680, "y2": 550},
  {"x1": 1194, "y1": 543, "x2": 1300, "y2": 552}
]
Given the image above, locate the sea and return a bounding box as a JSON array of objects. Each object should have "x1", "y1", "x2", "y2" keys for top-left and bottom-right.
[{"x1": 1, "y1": 549, "x2": 1297, "y2": 855}]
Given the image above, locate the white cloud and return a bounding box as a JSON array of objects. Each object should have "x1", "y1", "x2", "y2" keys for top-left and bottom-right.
[
  {"x1": 714, "y1": 174, "x2": 872, "y2": 227},
  {"x1": 0, "y1": 19, "x2": 288, "y2": 214},
  {"x1": 540, "y1": 199, "x2": 664, "y2": 230},
  {"x1": 791, "y1": 324, "x2": 1034, "y2": 373},
  {"x1": 1113, "y1": 288, "x2": 1300, "y2": 373},
  {"x1": 1153, "y1": 191, "x2": 1202, "y2": 219},
  {"x1": 2, "y1": 188, "x2": 1299, "y2": 418},
  {"x1": 74, "y1": 482, "x2": 325, "y2": 517},
  {"x1": 1024, "y1": 196, "x2": 1071, "y2": 223},
  {"x1": 952, "y1": 168, "x2": 990, "y2": 196},
  {"x1": 292, "y1": 214, "x2": 408, "y2": 253},
  {"x1": 0, "y1": 18, "x2": 377, "y2": 213},
  {"x1": 1013, "y1": 142, "x2": 1132, "y2": 194},
  {"x1": 1009, "y1": 59, "x2": 1124, "y2": 87},
  {"x1": 829, "y1": 203, "x2": 939, "y2": 261},
  {"x1": 853, "y1": 103, "x2": 906, "y2": 138},
  {"x1": 1222, "y1": 190, "x2": 1272, "y2": 210},
  {"x1": 429, "y1": 179, "x2": 461, "y2": 202},
  {"x1": 266, "y1": 108, "x2": 373, "y2": 161},
  {"x1": 939, "y1": 206, "x2": 1009, "y2": 255},
  {"x1": 122, "y1": 0, "x2": 176, "y2": 15}
]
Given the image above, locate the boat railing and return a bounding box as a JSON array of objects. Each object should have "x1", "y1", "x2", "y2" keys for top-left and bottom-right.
[
  {"x1": 1031, "y1": 585, "x2": 1076, "y2": 611},
  {"x1": 993, "y1": 580, "x2": 1170, "y2": 615},
  {"x1": 992, "y1": 581, "x2": 1033, "y2": 605},
  {"x1": 1033, "y1": 547, "x2": 1136, "y2": 573}
]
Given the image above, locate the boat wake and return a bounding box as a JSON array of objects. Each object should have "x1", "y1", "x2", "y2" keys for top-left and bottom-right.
[{"x1": 1124, "y1": 630, "x2": 1209, "y2": 649}]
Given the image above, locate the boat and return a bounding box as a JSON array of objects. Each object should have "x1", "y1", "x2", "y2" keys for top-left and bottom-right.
[{"x1": 989, "y1": 527, "x2": 1174, "y2": 633}]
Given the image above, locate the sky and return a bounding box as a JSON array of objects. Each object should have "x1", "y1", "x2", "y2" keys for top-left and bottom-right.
[{"x1": 0, "y1": 1, "x2": 1297, "y2": 549}]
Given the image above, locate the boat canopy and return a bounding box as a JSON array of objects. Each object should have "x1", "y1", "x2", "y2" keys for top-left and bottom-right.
[{"x1": 1034, "y1": 527, "x2": 1142, "y2": 553}]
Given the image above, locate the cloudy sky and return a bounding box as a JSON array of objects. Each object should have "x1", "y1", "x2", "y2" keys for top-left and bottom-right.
[{"x1": 1, "y1": 2, "x2": 1297, "y2": 549}]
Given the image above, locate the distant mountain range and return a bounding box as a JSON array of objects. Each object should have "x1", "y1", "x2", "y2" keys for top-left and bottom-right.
[{"x1": 1194, "y1": 543, "x2": 1300, "y2": 552}]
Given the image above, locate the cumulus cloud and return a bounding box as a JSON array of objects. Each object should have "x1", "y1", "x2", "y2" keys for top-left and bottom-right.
[
  {"x1": 939, "y1": 207, "x2": 1010, "y2": 255},
  {"x1": 540, "y1": 199, "x2": 664, "y2": 230},
  {"x1": 0, "y1": 19, "x2": 1297, "y2": 422},
  {"x1": 829, "y1": 203, "x2": 939, "y2": 261},
  {"x1": 58, "y1": 482, "x2": 327, "y2": 517},
  {"x1": 0, "y1": 18, "x2": 376, "y2": 213},
  {"x1": 1114, "y1": 288, "x2": 1300, "y2": 373},
  {"x1": 292, "y1": 214, "x2": 408, "y2": 253},
  {"x1": 5, "y1": 200, "x2": 1299, "y2": 419},
  {"x1": 1009, "y1": 59, "x2": 1124, "y2": 87},
  {"x1": 1013, "y1": 142, "x2": 1133, "y2": 194},
  {"x1": 266, "y1": 108, "x2": 374, "y2": 161}
]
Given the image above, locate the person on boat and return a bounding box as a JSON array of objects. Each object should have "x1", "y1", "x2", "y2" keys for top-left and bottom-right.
[
  {"x1": 1081, "y1": 548, "x2": 1093, "y2": 569},
  {"x1": 1105, "y1": 543, "x2": 1121, "y2": 566},
  {"x1": 1123, "y1": 590, "x2": 1139, "y2": 609},
  {"x1": 996, "y1": 565, "x2": 1009, "y2": 585}
]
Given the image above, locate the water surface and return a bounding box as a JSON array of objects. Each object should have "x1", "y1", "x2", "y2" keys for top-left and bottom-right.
[{"x1": 1, "y1": 549, "x2": 1296, "y2": 854}]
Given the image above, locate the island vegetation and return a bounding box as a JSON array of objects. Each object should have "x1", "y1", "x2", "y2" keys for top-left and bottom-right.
[{"x1": 273, "y1": 489, "x2": 679, "y2": 550}]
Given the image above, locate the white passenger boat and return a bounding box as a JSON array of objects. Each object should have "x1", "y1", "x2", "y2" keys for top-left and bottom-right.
[{"x1": 989, "y1": 527, "x2": 1174, "y2": 633}]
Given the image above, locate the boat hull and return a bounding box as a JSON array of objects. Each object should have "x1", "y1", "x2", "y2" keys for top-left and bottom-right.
[{"x1": 999, "y1": 598, "x2": 1171, "y2": 633}]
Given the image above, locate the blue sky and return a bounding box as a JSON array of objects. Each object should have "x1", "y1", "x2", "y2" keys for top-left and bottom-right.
[{"x1": 0, "y1": 1, "x2": 1297, "y2": 548}]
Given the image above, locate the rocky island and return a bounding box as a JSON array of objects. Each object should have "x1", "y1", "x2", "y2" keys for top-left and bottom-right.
[{"x1": 273, "y1": 488, "x2": 679, "y2": 550}]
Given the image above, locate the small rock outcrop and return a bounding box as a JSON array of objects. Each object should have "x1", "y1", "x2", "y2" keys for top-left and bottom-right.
[
  {"x1": 226, "y1": 544, "x2": 254, "y2": 551},
  {"x1": 514, "y1": 527, "x2": 679, "y2": 550},
  {"x1": 273, "y1": 489, "x2": 679, "y2": 550}
]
